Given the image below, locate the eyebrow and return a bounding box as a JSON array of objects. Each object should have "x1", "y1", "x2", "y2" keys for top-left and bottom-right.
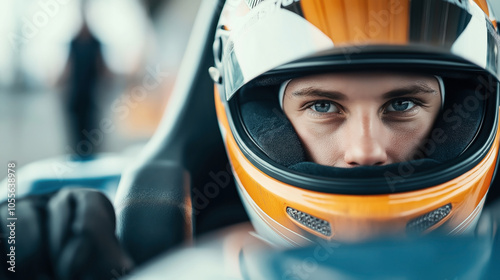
[
  {"x1": 291, "y1": 87, "x2": 347, "y2": 100},
  {"x1": 381, "y1": 83, "x2": 437, "y2": 99},
  {"x1": 291, "y1": 83, "x2": 437, "y2": 100}
]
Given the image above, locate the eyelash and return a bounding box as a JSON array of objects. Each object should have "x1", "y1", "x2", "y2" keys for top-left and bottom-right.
[
  {"x1": 303, "y1": 100, "x2": 343, "y2": 115},
  {"x1": 382, "y1": 98, "x2": 428, "y2": 114},
  {"x1": 303, "y1": 98, "x2": 428, "y2": 115}
]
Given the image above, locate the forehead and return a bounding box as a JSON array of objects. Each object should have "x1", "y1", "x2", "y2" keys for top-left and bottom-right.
[{"x1": 287, "y1": 72, "x2": 437, "y2": 92}]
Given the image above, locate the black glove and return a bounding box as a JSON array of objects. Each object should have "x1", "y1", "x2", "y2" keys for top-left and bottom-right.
[{"x1": 0, "y1": 188, "x2": 134, "y2": 280}]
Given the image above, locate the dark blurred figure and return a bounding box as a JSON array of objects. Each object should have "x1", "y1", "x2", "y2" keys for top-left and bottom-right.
[{"x1": 63, "y1": 21, "x2": 106, "y2": 159}]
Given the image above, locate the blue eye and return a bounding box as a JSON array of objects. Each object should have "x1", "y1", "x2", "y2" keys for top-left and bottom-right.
[
  {"x1": 386, "y1": 100, "x2": 416, "y2": 112},
  {"x1": 311, "y1": 101, "x2": 339, "y2": 113}
]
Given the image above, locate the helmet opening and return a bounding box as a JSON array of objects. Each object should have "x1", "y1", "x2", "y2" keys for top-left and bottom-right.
[{"x1": 230, "y1": 65, "x2": 497, "y2": 192}]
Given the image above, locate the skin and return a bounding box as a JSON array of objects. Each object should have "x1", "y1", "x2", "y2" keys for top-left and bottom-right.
[{"x1": 282, "y1": 72, "x2": 442, "y2": 168}]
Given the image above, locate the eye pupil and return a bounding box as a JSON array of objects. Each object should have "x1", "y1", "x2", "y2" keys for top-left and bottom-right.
[
  {"x1": 314, "y1": 102, "x2": 331, "y2": 113},
  {"x1": 392, "y1": 100, "x2": 410, "y2": 111}
]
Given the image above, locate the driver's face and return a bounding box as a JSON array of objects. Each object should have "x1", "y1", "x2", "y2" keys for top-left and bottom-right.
[{"x1": 283, "y1": 73, "x2": 442, "y2": 167}]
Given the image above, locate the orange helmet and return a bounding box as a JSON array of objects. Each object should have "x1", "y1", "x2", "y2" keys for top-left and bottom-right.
[{"x1": 211, "y1": 0, "x2": 500, "y2": 246}]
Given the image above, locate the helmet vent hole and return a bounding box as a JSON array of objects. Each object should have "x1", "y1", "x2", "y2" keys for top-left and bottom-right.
[
  {"x1": 406, "y1": 204, "x2": 452, "y2": 235},
  {"x1": 286, "y1": 207, "x2": 332, "y2": 236}
]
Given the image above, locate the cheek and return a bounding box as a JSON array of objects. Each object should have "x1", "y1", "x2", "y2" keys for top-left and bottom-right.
[
  {"x1": 386, "y1": 118, "x2": 436, "y2": 159},
  {"x1": 293, "y1": 121, "x2": 343, "y2": 165}
]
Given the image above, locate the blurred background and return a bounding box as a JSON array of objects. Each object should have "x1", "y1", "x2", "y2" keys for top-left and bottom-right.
[{"x1": 0, "y1": 0, "x2": 201, "y2": 177}]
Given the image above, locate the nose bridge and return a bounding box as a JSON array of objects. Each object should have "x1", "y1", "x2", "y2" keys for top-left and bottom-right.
[
  {"x1": 343, "y1": 109, "x2": 388, "y2": 166},
  {"x1": 351, "y1": 108, "x2": 379, "y2": 140}
]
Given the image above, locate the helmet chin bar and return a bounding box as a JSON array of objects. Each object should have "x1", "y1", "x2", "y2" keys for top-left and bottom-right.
[{"x1": 237, "y1": 171, "x2": 488, "y2": 246}]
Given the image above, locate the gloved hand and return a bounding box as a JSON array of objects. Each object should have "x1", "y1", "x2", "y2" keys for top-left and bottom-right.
[{"x1": 0, "y1": 188, "x2": 134, "y2": 280}]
